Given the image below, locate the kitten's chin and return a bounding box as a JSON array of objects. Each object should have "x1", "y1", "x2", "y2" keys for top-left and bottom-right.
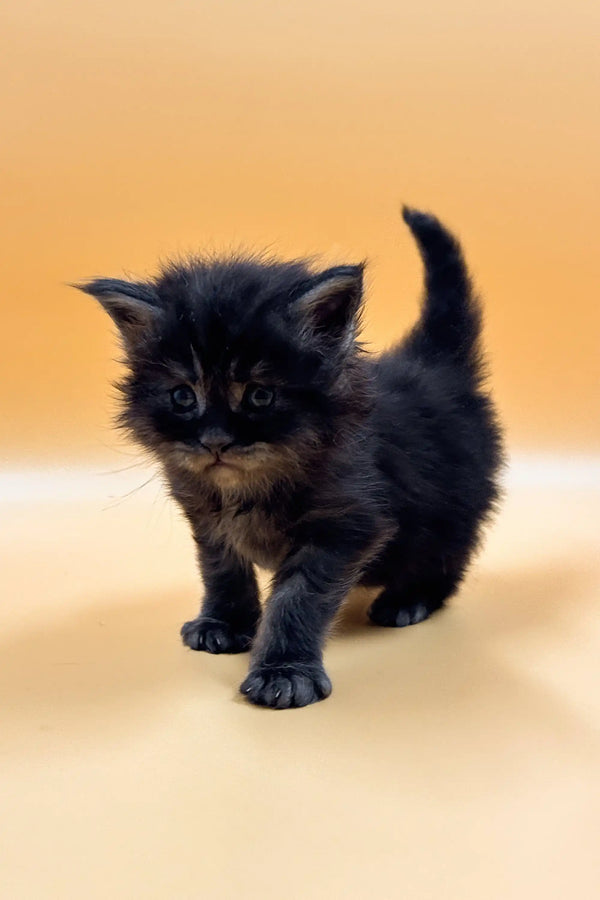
[{"x1": 205, "y1": 461, "x2": 245, "y2": 488}]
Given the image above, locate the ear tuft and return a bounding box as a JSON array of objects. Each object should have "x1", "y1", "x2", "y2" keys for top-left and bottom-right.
[
  {"x1": 73, "y1": 278, "x2": 162, "y2": 348},
  {"x1": 296, "y1": 264, "x2": 364, "y2": 345}
]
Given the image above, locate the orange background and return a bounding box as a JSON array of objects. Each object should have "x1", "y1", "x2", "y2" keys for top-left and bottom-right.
[
  {"x1": 2, "y1": 0, "x2": 599, "y2": 465},
  {"x1": 2, "y1": 7, "x2": 599, "y2": 897}
]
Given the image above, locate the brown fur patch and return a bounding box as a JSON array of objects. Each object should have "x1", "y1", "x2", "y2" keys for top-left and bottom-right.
[{"x1": 227, "y1": 382, "x2": 246, "y2": 411}]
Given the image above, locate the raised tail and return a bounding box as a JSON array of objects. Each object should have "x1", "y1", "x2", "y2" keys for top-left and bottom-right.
[{"x1": 402, "y1": 206, "x2": 483, "y2": 376}]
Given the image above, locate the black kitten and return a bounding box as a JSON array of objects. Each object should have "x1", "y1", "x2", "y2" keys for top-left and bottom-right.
[{"x1": 78, "y1": 208, "x2": 504, "y2": 709}]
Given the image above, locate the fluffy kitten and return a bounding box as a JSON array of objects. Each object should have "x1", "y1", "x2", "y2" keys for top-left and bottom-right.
[{"x1": 78, "y1": 207, "x2": 504, "y2": 709}]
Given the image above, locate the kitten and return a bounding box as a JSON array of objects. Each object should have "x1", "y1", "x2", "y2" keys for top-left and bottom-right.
[{"x1": 77, "y1": 207, "x2": 504, "y2": 709}]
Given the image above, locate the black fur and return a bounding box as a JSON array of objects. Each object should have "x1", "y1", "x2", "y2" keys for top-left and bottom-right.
[{"x1": 77, "y1": 207, "x2": 504, "y2": 709}]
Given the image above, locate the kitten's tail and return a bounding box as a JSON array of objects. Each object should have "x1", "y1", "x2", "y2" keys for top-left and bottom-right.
[{"x1": 402, "y1": 206, "x2": 483, "y2": 376}]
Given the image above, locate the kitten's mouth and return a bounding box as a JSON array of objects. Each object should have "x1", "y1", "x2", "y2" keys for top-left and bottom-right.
[
  {"x1": 170, "y1": 442, "x2": 278, "y2": 478},
  {"x1": 207, "y1": 453, "x2": 247, "y2": 475},
  {"x1": 209, "y1": 457, "x2": 231, "y2": 468}
]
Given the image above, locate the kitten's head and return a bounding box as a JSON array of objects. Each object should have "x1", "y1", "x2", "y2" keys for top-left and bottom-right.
[{"x1": 77, "y1": 254, "x2": 369, "y2": 495}]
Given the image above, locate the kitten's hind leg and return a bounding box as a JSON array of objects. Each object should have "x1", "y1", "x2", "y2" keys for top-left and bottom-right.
[{"x1": 367, "y1": 569, "x2": 461, "y2": 628}]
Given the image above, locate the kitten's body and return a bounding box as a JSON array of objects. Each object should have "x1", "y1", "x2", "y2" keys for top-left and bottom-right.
[{"x1": 79, "y1": 208, "x2": 504, "y2": 708}]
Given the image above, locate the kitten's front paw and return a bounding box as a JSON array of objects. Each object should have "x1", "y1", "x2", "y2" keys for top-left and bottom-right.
[
  {"x1": 181, "y1": 617, "x2": 254, "y2": 654},
  {"x1": 240, "y1": 663, "x2": 332, "y2": 709}
]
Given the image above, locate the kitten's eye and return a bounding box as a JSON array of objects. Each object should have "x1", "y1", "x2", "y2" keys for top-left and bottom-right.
[
  {"x1": 171, "y1": 385, "x2": 197, "y2": 412},
  {"x1": 245, "y1": 384, "x2": 275, "y2": 410}
]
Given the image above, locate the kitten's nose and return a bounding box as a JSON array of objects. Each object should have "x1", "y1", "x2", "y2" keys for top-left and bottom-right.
[{"x1": 200, "y1": 428, "x2": 234, "y2": 455}]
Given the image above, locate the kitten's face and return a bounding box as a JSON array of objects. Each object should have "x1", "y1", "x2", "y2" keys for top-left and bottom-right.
[
  {"x1": 79, "y1": 256, "x2": 365, "y2": 494},
  {"x1": 123, "y1": 330, "x2": 328, "y2": 492}
]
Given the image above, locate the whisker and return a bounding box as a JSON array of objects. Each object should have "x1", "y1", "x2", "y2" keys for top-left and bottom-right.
[
  {"x1": 97, "y1": 460, "x2": 151, "y2": 475},
  {"x1": 102, "y1": 472, "x2": 160, "y2": 510}
]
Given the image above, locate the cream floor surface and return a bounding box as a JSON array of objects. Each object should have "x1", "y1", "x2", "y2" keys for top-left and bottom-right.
[{"x1": 1, "y1": 472, "x2": 599, "y2": 899}]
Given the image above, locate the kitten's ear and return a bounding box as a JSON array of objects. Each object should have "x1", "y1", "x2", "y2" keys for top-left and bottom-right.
[
  {"x1": 295, "y1": 265, "x2": 364, "y2": 347},
  {"x1": 74, "y1": 278, "x2": 162, "y2": 349}
]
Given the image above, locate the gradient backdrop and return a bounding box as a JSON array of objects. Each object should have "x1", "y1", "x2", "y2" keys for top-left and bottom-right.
[{"x1": 2, "y1": 0, "x2": 599, "y2": 465}]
